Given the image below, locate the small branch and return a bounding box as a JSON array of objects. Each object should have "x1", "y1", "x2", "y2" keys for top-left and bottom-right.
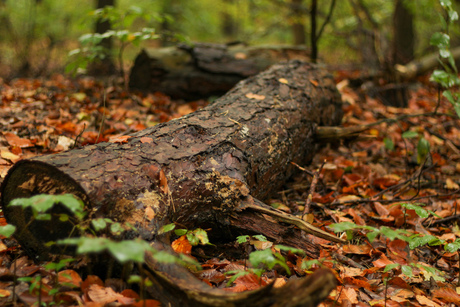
[
  {"x1": 241, "y1": 198, "x2": 346, "y2": 244},
  {"x1": 316, "y1": 0, "x2": 337, "y2": 42},
  {"x1": 303, "y1": 160, "x2": 326, "y2": 216}
]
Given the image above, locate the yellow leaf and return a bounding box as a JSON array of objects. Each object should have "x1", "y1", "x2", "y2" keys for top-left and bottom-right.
[{"x1": 278, "y1": 78, "x2": 288, "y2": 84}]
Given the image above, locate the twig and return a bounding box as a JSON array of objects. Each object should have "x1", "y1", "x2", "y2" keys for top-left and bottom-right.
[
  {"x1": 333, "y1": 252, "x2": 366, "y2": 270},
  {"x1": 303, "y1": 160, "x2": 326, "y2": 216}
]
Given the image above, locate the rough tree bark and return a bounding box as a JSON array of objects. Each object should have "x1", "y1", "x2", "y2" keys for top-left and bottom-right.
[
  {"x1": 1, "y1": 60, "x2": 343, "y2": 306},
  {"x1": 128, "y1": 43, "x2": 310, "y2": 100}
]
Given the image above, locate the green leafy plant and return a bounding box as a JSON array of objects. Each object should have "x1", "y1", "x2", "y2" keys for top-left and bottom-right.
[
  {"x1": 66, "y1": 5, "x2": 161, "y2": 84},
  {"x1": 430, "y1": 0, "x2": 460, "y2": 117},
  {"x1": 330, "y1": 202, "x2": 450, "y2": 282},
  {"x1": 172, "y1": 226, "x2": 212, "y2": 246},
  {"x1": 226, "y1": 236, "x2": 306, "y2": 286}
]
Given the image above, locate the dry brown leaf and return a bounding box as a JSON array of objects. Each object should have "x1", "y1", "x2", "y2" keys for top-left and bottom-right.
[
  {"x1": 3, "y1": 132, "x2": 33, "y2": 148},
  {"x1": 58, "y1": 269, "x2": 82, "y2": 288},
  {"x1": 140, "y1": 136, "x2": 153, "y2": 143},
  {"x1": 108, "y1": 135, "x2": 131, "y2": 143}
]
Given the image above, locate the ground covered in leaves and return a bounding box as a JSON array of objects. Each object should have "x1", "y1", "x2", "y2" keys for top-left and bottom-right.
[{"x1": 1, "y1": 72, "x2": 460, "y2": 306}]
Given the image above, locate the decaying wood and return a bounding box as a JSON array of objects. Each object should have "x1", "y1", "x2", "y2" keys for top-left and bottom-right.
[
  {"x1": 145, "y1": 240, "x2": 337, "y2": 306},
  {"x1": 129, "y1": 42, "x2": 310, "y2": 99},
  {"x1": 395, "y1": 46, "x2": 460, "y2": 80},
  {"x1": 1, "y1": 60, "x2": 343, "y2": 306}
]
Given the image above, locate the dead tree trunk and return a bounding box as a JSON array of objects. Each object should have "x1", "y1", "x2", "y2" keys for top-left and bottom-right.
[{"x1": 1, "y1": 60, "x2": 343, "y2": 306}]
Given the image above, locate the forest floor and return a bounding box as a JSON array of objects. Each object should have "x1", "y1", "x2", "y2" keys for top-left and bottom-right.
[{"x1": 1, "y1": 71, "x2": 460, "y2": 306}]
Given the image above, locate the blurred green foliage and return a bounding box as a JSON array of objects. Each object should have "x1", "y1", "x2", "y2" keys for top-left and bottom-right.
[{"x1": 0, "y1": 0, "x2": 458, "y2": 77}]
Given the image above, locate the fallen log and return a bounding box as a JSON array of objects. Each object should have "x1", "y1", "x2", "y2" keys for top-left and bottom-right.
[
  {"x1": 395, "y1": 46, "x2": 460, "y2": 80},
  {"x1": 1, "y1": 60, "x2": 343, "y2": 306},
  {"x1": 129, "y1": 42, "x2": 310, "y2": 99}
]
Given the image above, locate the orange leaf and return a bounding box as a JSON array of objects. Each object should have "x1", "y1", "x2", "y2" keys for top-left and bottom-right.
[
  {"x1": 159, "y1": 169, "x2": 169, "y2": 194},
  {"x1": 109, "y1": 135, "x2": 131, "y2": 143},
  {"x1": 172, "y1": 235, "x2": 192, "y2": 255},
  {"x1": 343, "y1": 244, "x2": 371, "y2": 255},
  {"x1": 372, "y1": 253, "x2": 394, "y2": 268},
  {"x1": 433, "y1": 287, "x2": 460, "y2": 304},
  {"x1": 3, "y1": 132, "x2": 33, "y2": 148},
  {"x1": 58, "y1": 269, "x2": 82, "y2": 288}
]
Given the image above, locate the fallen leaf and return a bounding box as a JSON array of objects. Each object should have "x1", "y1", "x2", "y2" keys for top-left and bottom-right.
[
  {"x1": 141, "y1": 137, "x2": 153, "y2": 143},
  {"x1": 245, "y1": 93, "x2": 265, "y2": 100},
  {"x1": 445, "y1": 178, "x2": 459, "y2": 190},
  {"x1": 58, "y1": 269, "x2": 82, "y2": 288},
  {"x1": 172, "y1": 235, "x2": 192, "y2": 255},
  {"x1": 278, "y1": 78, "x2": 288, "y2": 84},
  {"x1": 3, "y1": 132, "x2": 33, "y2": 148},
  {"x1": 109, "y1": 135, "x2": 131, "y2": 144}
]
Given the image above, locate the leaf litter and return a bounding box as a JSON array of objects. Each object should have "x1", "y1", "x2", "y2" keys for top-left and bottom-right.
[{"x1": 0, "y1": 72, "x2": 460, "y2": 306}]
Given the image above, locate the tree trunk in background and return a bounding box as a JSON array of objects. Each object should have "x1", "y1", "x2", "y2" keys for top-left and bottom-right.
[
  {"x1": 160, "y1": 0, "x2": 181, "y2": 46},
  {"x1": 221, "y1": 0, "x2": 238, "y2": 41},
  {"x1": 392, "y1": 0, "x2": 414, "y2": 65},
  {"x1": 310, "y1": 0, "x2": 318, "y2": 62},
  {"x1": 291, "y1": 0, "x2": 306, "y2": 45},
  {"x1": 88, "y1": 0, "x2": 116, "y2": 76}
]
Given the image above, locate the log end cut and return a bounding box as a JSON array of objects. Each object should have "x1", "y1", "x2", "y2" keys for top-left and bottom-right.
[{"x1": 0, "y1": 160, "x2": 90, "y2": 260}]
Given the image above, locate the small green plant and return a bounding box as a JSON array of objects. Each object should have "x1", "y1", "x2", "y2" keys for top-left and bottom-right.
[
  {"x1": 383, "y1": 262, "x2": 446, "y2": 282},
  {"x1": 330, "y1": 203, "x2": 443, "y2": 248},
  {"x1": 5, "y1": 193, "x2": 201, "y2": 306},
  {"x1": 226, "y1": 235, "x2": 306, "y2": 286},
  {"x1": 66, "y1": 5, "x2": 161, "y2": 84},
  {"x1": 161, "y1": 223, "x2": 212, "y2": 246},
  {"x1": 430, "y1": 0, "x2": 460, "y2": 117},
  {"x1": 330, "y1": 202, "x2": 453, "y2": 282}
]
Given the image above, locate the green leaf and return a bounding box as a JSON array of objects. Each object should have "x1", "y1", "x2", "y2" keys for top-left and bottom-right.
[
  {"x1": 430, "y1": 32, "x2": 450, "y2": 49},
  {"x1": 249, "y1": 249, "x2": 276, "y2": 268},
  {"x1": 329, "y1": 222, "x2": 359, "y2": 232},
  {"x1": 127, "y1": 275, "x2": 142, "y2": 284},
  {"x1": 92, "y1": 218, "x2": 107, "y2": 231},
  {"x1": 401, "y1": 131, "x2": 418, "y2": 139},
  {"x1": 153, "y1": 250, "x2": 180, "y2": 264},
  {"x1": 190, "y1": 228, "x2": 210, "y2": 245},
  {"x1": 445, "y1": 239, "x2": 460, "y2": 253},
  {"x1": 175, "y1": 229, "x2": 188, "y2": 236},
  {"x1": 366, "y1": 229, "x2": 380, "y2": 242},
  {"x1": 383, "y1": 263, "x2": 400, "y2": 272},
  {"x1": 417, "y1": 138, "x2": 430, "y2": 164},
  {"x1": 401, "y1": 265, "x2": 413, "y2": 277},
  {"x1": 107, "y1": 239, "x2": 152, "y2": 263},
  {"x1": 430, "y1": 70, "x2": 459, "y2": 87},
  {"x1": 274, "y1": 245, "x2": 305, "y2": 255},
  {"x1": 301, "y1": 259, "x2": 321, "y2": 270},
  {"x1": 236, "y1": 235, "x2": 250, "y2": 244},
  {"x1": 110, "y1": 223, "x2": 124, "y2": 235},
  {"x1": 408, "y1": 235, "x2": 443, "y2": 249},
  {"x1": 252, "y1": 235, "x2": 268, "y2": 242},
  {"x1": 0, "y1": 224, "x2": 16, "y2": 238},
  {"x1": 226, "y1": 270, "x2": 250, "y2": 286},
  {"x1": 383, "y1": 138, "x2": 394, "y2": 151},
  {"x1": 399, "y1": 203, "x2": 430, "y2": 218},
  {"x1": 159, "y1": 223, "x2": 176, "y2": 234}
]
